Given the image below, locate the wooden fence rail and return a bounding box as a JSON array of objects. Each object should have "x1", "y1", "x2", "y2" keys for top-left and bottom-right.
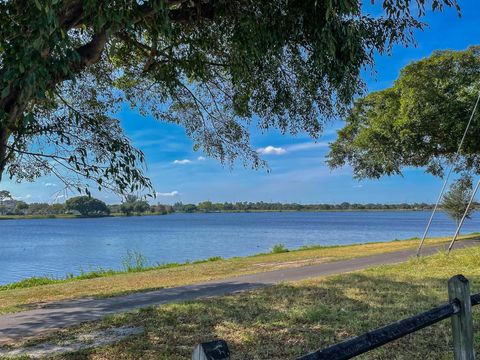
[{"x1": 193, "y1": 275, "x2": 478, "y2": 360}]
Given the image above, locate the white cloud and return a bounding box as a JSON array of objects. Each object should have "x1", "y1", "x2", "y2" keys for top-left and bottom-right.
[
  {"x1": 286, "y1": 142, "x2": 329, "y2": 152},
  {"x1": 353, "y1": 184, "x2": 363, "y2": 189},
  {"x1": 257, "y1": 142, "x2": 327, "y2": 156},
  {"x1": 257, "y1": 146, "x2": 287, "y2": 155},
  {"x1": 156, "y1": 191, "x2": 180, "y2": 197},
  {"x1": 44, "y1": 182, "x2": 57, "y2": 187},
  {"x1": 173, "y1": 159, "x2": 192, "y2": 165},
  {"x1": 14, "y1": 194, "x2": 32, "y2": 200},
  {"x1": 197, "y1": 156, "x2": 206, "y2": 161}
]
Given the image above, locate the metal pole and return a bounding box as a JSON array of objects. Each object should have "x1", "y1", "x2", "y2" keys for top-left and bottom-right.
[
  {"x1": 416, "y1": 167, "x2": 454, "y2": 256},
  {"x1": 417, "y1": 92, "x2": 480, "y2": 256},
  {"x1": 448, "y1": 179, "x2": 480, "y2": 253}
]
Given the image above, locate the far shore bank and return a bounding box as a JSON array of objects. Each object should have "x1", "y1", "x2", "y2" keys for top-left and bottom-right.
[
  {"x1": 0, "y1": 212, "x2": 168, "y2": 221},
  {"x1": 0, "y1": 208, "x2": 437, "y2": 221}
]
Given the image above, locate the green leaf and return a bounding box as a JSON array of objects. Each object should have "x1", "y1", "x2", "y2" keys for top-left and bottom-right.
[{"x1": 1, "y1": 87, "x2": 10, "y2": 99}]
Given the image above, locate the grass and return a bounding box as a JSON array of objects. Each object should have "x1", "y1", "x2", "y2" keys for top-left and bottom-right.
[
  {"x1": 270, "y1": 243, "x2": 289, "y2": 253},
  {"x1": 0, "y1": 212, "x2": 169, "y2": 221},
  {"x1": 0, "y1": 214, "x2": 78, "y2": 220},
  {"x1": 0, "y1": 234, "x2": 477, "y2": 316},
  {"x1": 5, "y1": 241, "x2": 480, "y2": 359},
  {"x1": 0, "y1": 255, "x2": 226, "y2": 292}
]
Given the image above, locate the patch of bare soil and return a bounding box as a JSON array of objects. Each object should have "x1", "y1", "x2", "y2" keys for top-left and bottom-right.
[{"x1": 0, "y1": 326, "x2": 144, "y2": 358}]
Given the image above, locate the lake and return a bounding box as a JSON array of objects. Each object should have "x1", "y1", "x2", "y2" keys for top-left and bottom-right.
[{"x1": 1, "y1": 211, "x2": 479, "y2": 285}]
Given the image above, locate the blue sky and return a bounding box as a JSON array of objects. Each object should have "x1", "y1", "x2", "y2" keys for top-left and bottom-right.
[{"x1": 4, "y1": 1, "x2": 480, "y2": 204}]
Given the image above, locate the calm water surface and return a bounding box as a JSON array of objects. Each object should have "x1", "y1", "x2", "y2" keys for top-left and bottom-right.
[{"x1": 0, "y1": 211, "x2": 479, "y2": 285}]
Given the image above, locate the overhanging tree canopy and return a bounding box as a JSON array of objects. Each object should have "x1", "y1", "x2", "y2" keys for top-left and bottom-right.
[
  {"x1": 0, "y1": 0, "x2": 459, "y2": 195},
  {"x1": 328, "y1": 46, "x2": 480, "y2": 179}
]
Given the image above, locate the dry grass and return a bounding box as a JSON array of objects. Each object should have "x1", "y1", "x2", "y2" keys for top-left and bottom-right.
[
  {"x1": 5, "y1": 242, "x2": 480, "y2": 359},
  {"x1": 0, "y1": 234, "x2": 476, "y2": 315}
]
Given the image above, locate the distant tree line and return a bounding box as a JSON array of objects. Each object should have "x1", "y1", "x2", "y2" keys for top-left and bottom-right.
[
  {"x1": 4, "y1": 189, "x2": 471, "y2": 218},
  {"x1": 110, "y1": 195, "x2": 175, "y2": 216},
  {"x1": 0, "y1": 191, "x2": 174, "y2": 217},
  {"x1": 171, "y1": 201, "x2": 438, "y2": 213}
]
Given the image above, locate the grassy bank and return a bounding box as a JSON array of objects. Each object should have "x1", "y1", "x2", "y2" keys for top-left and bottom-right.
[
  {"x1": 5, "y1": 240, "x2": 480, "y2": 359},
  {"x1": 0, "y1": 212, "x2": 168, "y2": 221},
  {"x1": 0, "y1": 234, "x2": 477, "y2": 315},
  {"x1": 0, "y1": 208, "x2": 436, "y2": 220},
  {"x1": 207, "y1": 208, "x2": 432, "y2": 213},
  {"x1": 0, "y1": 214, "x2": 81, "y2": 220}
]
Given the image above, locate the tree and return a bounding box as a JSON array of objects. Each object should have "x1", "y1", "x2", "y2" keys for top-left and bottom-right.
[
  {"x1": 154, "y1": 204, "x2": 165, "y2": 214},
  {"x1": 198, "y1": 201, "x2": 214, "y2": 212},
  {"x1": 328, "y1": 46, "x2": 480, "y2": 179},
  {"x1": 133, "y1": 200, "x2": 150, "y2": 213},
  {"x1": 173, "y1": 202, "x2": 184, "y2": 212},
  {"x1": 441, "y1": 178, "x2": 476, "y2": 227},
  {"x1": 119, "y1": 202, "x2": 135, "y2": 215},
  {"x1": 26, "y1": 202, "x2": 52, "y2": 215},
  {"x1": 119, "y1": 194, "x2": 137, "y2": 215},
  {"x1": 119, "y1": 194, "x2": 150, "y2": 214},
  {"x1": 182, "y1": 204, "x2": 197, "y2": 213},
  {"x1": 0, "y1": 0, "x2": 458, "y2": 195},
  {"x1": 51, "y1": 203, "x2": 66, "y2": 214},
  {"x1": 14, "y1": 201, "x2": 28, "y2": 214},
  {"x1": 0, "y1": 190, "x2": 12, "y2": 202},
  {"x1": 65, "y1": 196, "x2": 110, "y2": 216},
  {"x1": 154, "y1": 203, "x2": 173, "y2": 214}
]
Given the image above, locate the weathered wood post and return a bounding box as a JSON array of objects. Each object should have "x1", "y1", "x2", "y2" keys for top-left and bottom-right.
[
  {"x1": 192, "y1": 340, "x2": 230, "y2": 360},
  {"x1": 448, "y1": 275, "x2": 475, "y2": 360}
]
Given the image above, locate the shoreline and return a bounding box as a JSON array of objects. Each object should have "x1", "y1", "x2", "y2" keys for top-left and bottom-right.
[
  {"x1": 0, "y1": 212, "x2": 168, "y2": 221},
  {"x1": 0, "y1": 208, "x2": 436, "y2": 221},
  {"x1": 1, "y1": 234, "x2": 478, "y2": 315}
]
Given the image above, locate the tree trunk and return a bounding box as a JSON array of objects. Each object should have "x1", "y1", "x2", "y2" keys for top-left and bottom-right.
[
  {"x1": 0, "y1": 100, "x2": 17, "y2": 183},
  {"x1": 0, "y1": 126, "x2": 11, "y2": 182},
  {"x1": 0, "y1": 92, "x2": 25, "y2": 182}
]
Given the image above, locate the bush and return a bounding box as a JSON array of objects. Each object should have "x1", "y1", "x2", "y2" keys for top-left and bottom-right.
[
  {"x1": 121, "y1": 250, "x2": 149, "y2": 272},
  {"x1": 120, "y1": 202, "x2": 134, "y2": 215},
  {"x1": 271, "y1": 243, "x2": 289, "y2": 254}
]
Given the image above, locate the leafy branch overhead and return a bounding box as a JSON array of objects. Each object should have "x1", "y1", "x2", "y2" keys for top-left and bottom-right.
[
  {"x1": 328, "y1": 46, "x2": 480, "y2": 179},
  {"x1": 0, "y1": 0, "x2": 458, "y2": 195}
]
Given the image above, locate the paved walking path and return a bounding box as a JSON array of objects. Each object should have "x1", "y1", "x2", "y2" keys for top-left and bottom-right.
[{"x1": 0, "y1": 240, "x2": 478, "y2": 345}]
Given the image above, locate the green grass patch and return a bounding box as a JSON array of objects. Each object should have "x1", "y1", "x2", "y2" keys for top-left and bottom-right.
[{"x1": 0, "y1": 253, "x2": 225, "y2": 291}]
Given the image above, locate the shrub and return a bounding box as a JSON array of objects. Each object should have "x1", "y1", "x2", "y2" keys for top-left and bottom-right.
[
  {"x1": 271, "y1": 243, "x2": 289, "y2": 254},
  {"x1": 121, "y1": 250, "x2": 149, "y2": 272}
]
